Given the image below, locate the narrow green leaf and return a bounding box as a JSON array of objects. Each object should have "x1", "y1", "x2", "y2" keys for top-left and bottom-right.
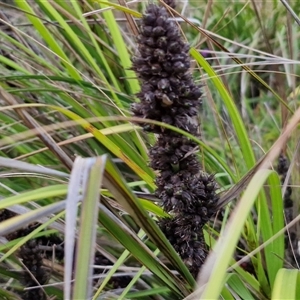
[
  {"x1": 104, "y1": 156, "x2": 195, "y2": 288},
  {"x1": 73, "y1": 156, "x2": 106, "y2": 299},
  {"x1": 99, "y1": 203, "x2": 188, "y2": 297},
  {"x1": 190, "y1": 48, "x2": 256, "y2": 170},
  {"x1": 50, "y1": 106, "x2": 156, "y2": 189},
  {"x1": 227, "y1": 273, "x2": 255, "y2": 300},
  {"x1": 98, "y1": 1, "x2": 140, "y2": 94},
  {"x1": 272, "y1": 269, "x2": 300, "y2": 299},
  {"x1": 15, "y1": 0, "x2": 82, "y2": 79},
  {"x1": 259, "y1": 172, "x2": 284, "y2": 289},
  {"x1": 0, "y1": 185, "x2": 67, "y2": 210},
  {"x1": 198, "y1": 169, "x2": 273, "y2": 299}
]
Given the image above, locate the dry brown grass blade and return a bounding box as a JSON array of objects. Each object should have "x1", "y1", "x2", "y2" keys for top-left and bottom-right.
[
  {"x1": 0, "y1": 88, "x2": 73, "y2": 170},
  {"x1": 118, "y1": 0, "x2": 139, "y2": 36}
]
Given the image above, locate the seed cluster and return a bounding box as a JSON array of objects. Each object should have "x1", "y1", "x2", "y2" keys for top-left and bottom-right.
[
  {"x1": 131, "y1": 2, "x2": 219, "y2": 277},
  {"x1": 19, "y1": 239, "x2": 49, "y2": 300},
  {"x1": 164, "y1": 0, "x2": 176, "y2": 9},
  {"x1": 0, "y1": 209, "x2": 131, "y2": 297},
  {"x1": 3, "y1": 216, "x2": 50, "y2": 300},
  {"x1": 132, "y1": 4, "x2": 202, "y2": 134}
]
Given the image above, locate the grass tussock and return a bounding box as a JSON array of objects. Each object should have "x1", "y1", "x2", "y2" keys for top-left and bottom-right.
[{"x1": 0, "y1": 0, "x2": 299, "y2": 299}]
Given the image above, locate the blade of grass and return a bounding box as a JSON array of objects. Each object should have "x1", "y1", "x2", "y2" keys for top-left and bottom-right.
[
  {"x1": 96, "y1": 1, "x2": 142, "y2": 17},
  {"x1": 92, "y1": 230, "x2": 147, "y2": 300},
  {"x1": 15, "y1": 0, "x2": 82, "y2": 80},
  {"x1": 0, "y1": 185, "x2": 67, "y2": 210},
  {"x1": 0, "y1": 156, "x2": 69, "y2": 178},
  {"x1": 271, "y1": 269, "x2": 300, "y2": 299},
  {"x1": 73, "y1": 156, "x2": 105, "y2": 299},
  {"x1": 0, "y1": 201, "x2": 65, "y2": 237},
  {"x1": 64, "y1": 156, "x2": 92, "y2": 299},
  {"x1": 258, "y1": 172, "x2": 284, "y2": 290},
  {"x1": 46, "y1": 0, "x2": 123, "y2": 106},
  {"x1": 197, "y1": 169, "x2": 273, "y2": 299},
  {"x1": 98, "y1": 202, "x2": 188, "y2": 297},
  {"x1": 97, "y1": 1, "x2": 140, "y2": 94},
  {"x1": 50, "y1": 106, "x2": 156, "y2": 189},
  {"x1": 118, "y1": 248, "x2": 161, "y2": 300},
  {"x1": 226, "y1": 273, "x2": 255, "y2": 300},
  {"x1": 191, "y1": 48, "x2": 256, "y2": 170},
  {"x1": 104, "y1": 156, "x2": 195, "y2": 287}
]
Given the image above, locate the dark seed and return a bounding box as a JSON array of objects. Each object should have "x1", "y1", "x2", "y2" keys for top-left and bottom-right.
[{"x1": 153, "y1": 26, "x2": 166, "y2": 37}]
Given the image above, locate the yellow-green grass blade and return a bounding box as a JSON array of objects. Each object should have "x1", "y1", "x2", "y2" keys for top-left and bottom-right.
[
  {"x1": 101, "y1": 189, "x2": 167, "y2": 217},
  {"x1": 0, "y1": 151, "x2": 160, "y2": 224},
  {"x1": 98, "y1": 203, "x2": 188, "y2": 297},
  {"x1": 0, "y1": 229, "x2": 57, "y2": 252},
  {"x1": 104, "y1": 156, "x2": 195, "y2": 288},
  {"x1": 117, "y1": 248, "x2": 161, "y2": 300},
  {"x1": 257, "y1": 172, "x2": 284, "y2": 290},
  {"x1": 1, "y1": 99, "x2": 145, "y2": 182},
  {"x1": 1, "y1": 80, "x2": 106, "y2": 133},
  {"x1": 92, "y1": 0, "x2": 148, "y2": 161},
  {"x1": 97, "y1": 0, "x2": 140, "y2": 94},
  {"x1": 93, "y1": 230, "x2": 147, "y2": 300},
  {"x1": 0, "y1": 185, "x2": 67, "y2": 210},
  {"x1": 220, "y1": 285, "x2": 235, "y2": 300},
  {"x1": 0, "y1": 201, "x2": 65, "y2": 237},
  {"x1": 125, "y1": 287, "x2": 171, "y2": 299},
  {"x1": 96, "y1": 1, "x2": 142, "y2": 17},
  {"x1": 0, "y1": 103, "x2": 233, "y2": 183},
  {"x1": 0, "y1": 56, "x2": 31, "y2": 74},
  {"x1": 242, "y1": 213, "x2": 269, "y2": 295},
  {"x1": 0, "y1": 287, "x2": 21, "y2": 300},
  {"x1": 193, "y1": 46, "x2": 274, "y2": 295},
  {"x1": 15, "y1": 0, "x2": 81, "y2": 80},
  {"x1": 0, "y1": 29, "x2": 64, "y2": 74},
  {"x1": 226, "y1": 273, "x2": 256, "y2": 300},
  {"x1": 139, "y1": 199, "x2": 168, "y2": 217},
  {"x1": 15, "y1": 123, "x2": 142, "y2": 160},
  {"x1": 270, "y1": 173, "x2": 285, "y2": 262},
  {"x1": 204, "y1": 229, "x2": 262, "y2": 297},
  {"x1": 40, "y1": 0, "x2": 123, "y2": 105},
  {"x1": 191, "y1": 48, "x2": 256, "y2": 170},
  {"x1": 50, "y1": 106, "x2": 155, "y2": 189},
  {"x1": 198, "y1": 169, "x2": 273, "y2": 299},
  {"x1": 0, "y1": 104, "x2": 232, "y2": 190},
  {"x1": 272, "y1": 269, "x2": 300, "y2": 299},
  {"x1": 93, "y1": 247, "x2": 132, "y2": 299},
  {"x1": 1, "y1": 75, "x2": 130, "y2": 116},
  {"x1": 232, "y1": 258, "x2": 263, "y2": 299},
  {"x1": 4, "y1": 82, "x2": 124, "y2": 132},
  {"x1": 1, "y1": 75, "x2": 129, "y2": 104},
  {"x1": 97, "y1": 115, "x2": 234, "y2": 180}
]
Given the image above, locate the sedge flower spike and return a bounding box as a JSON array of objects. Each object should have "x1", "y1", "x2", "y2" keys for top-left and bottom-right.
[{"x1": 131, "y1": 2, "x2": 219, "y2": 277}]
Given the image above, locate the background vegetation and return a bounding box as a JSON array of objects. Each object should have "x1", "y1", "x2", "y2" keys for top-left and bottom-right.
[{"x1": 0, "y1": 0, "x2": 299, "y2": 299}]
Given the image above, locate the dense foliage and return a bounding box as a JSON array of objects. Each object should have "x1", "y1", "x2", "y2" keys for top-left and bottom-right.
[{"x1": 0, "y1": 0, "x2": 299, "y2": 299}]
